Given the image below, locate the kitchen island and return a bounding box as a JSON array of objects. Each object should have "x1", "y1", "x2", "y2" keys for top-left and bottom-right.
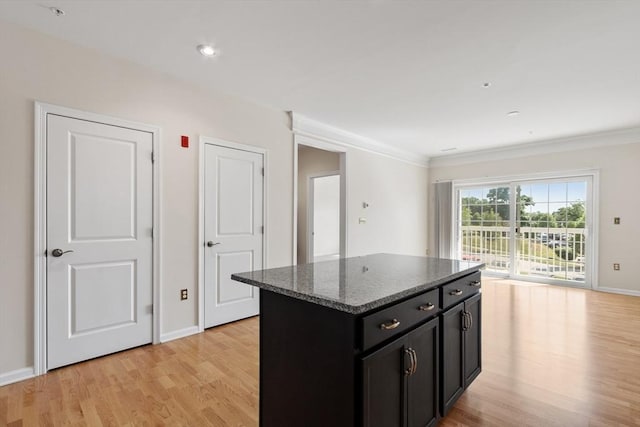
[{"x1": 232, "y1": 253, "x2": 484, "y2": 427}]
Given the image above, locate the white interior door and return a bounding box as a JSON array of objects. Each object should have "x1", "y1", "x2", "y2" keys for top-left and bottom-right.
[
  {"x1": 47, "y1": 114, "x2": 153, "y2": 370},
  {"x1": 308, "y1": 174, "x2": 340, "y2": 262},
  {"x1": 204, "y1": 144, "x2": 263, "y2": 328}
]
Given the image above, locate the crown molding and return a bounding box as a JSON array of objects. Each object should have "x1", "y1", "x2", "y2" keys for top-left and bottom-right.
[
  {"x1": 429, "y1": 126, "x2": 640, "y2": 168},
  {"x1": 291, "y1": 113, "x2": 429, "y2": 168}
]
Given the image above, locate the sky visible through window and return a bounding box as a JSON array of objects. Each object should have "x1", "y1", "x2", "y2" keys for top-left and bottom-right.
[
  {"x1": 520, "y1": 182, "x2": 586, "y2": 214},
  {"x1": 460, "y1": 182, "x2": 586, "y2": 214}
]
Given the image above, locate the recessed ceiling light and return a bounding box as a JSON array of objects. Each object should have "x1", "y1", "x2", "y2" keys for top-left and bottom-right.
[
  {"x1": 507, "y1": 111, "x2": 520, "y2": 117},
  {"x1": 441, "y1": 147, "x2": 457, "y2": 152},
  {"x1": 197, "y1": 44, "x2": 216, "y2": 57},
  {"x1": 482, "y1": 82, "x2": 491, "y2": 88},
  {"x1": 49, "y1": 6, "x2": 65, "y2": 16}
]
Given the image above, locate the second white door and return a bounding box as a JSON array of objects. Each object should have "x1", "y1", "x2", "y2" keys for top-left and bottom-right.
[{"x1": 204, "y1": 143, "x2": 263, "y2": 328}]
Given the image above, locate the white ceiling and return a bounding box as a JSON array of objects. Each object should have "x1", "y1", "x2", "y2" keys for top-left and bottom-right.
[{"x1": 2, "y1": 0, "x2": 640, "y2": 158}]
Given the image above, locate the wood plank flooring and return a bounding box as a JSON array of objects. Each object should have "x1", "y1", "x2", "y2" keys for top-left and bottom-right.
[{"x1": 2, "y1": 278, "x2": 640, "y2": 426}]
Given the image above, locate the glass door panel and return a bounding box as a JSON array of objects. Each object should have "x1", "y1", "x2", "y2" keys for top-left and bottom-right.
[
  {"x1": 515, "y1": 180, "x2": 587, "y2": 283},
  {"x1": 459, "y1": 185, "x2": 511, "y2": 274}
]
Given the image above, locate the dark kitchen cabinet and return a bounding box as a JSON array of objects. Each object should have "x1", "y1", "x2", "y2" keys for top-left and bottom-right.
[
  {"x1": 440, "y1": 292, "x2": 482, "y2": 416},
  {"x1": 244, "y1": 257, "x2": 483, "y2": 427},
  {"x1": 362, "y1": 317, "x2": 439, "y2": 427}
]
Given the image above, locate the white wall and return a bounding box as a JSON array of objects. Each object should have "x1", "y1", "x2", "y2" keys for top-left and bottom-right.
[
  {"x1": 297, "y1": 145, "x2": 340, "y2": 264},
  {"x1": 0, "y1": 21, "x2": 293, "y2": 377},
  {"x1": 347, "y1": 149, "x2": 428, "y2": 257},
  {"x1": 0, "y1": 21, "x2": 430, "y2": 380},
  {"x1": 428, "y1": 139, "x2": 640, "y2": 294}
]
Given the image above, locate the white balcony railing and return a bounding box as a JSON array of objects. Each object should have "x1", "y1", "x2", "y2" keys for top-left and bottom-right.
[{"x1": 460, "y1": 226, "x2": 586, "y2": 282}]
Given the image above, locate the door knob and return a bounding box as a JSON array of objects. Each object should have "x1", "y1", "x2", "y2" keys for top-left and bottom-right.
[
  {"x1": 206, "y1": 241, "x2": 221, "y2": 247},
  {"x1": 51, "y1": 249, "x2": 74, "y2": 257}
]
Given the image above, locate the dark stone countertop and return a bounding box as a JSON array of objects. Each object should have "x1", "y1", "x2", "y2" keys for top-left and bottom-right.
[{"x1": 231, "y1": 253, "x2": 484, "y2": 314}]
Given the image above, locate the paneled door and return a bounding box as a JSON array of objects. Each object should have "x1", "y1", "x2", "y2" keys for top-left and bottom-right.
[
  {"x1": 47, "y1": 115, "x2": 153, "y2": 370},
  {"x1": 204, "y1": 144, "x2": 263, "y2": 328}
]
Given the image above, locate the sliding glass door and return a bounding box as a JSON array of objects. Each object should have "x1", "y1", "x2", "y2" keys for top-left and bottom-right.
[{"x1": 456, "y1": 175, "x2": 593, "y2": 287}]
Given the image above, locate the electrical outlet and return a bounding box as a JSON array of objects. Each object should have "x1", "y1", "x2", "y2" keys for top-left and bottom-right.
[
  {"x1": 180, "y1": 289, "x2": 188, "y2": 300},
  {"x1": 613, "y1": 263, "x2": 620, "y2": 271}
]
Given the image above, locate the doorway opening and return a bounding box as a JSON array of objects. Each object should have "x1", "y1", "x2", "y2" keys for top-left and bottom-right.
[{"x1": 295, "y1": 143, "x2": 346, "y2": 264}]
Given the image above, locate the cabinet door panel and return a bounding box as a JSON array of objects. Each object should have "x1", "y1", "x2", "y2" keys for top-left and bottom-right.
[
  {"x1": 464, "y1": 293, "x2": 482, "y2": 386},
  {"x1": 408, "y1": 318, "x2": 439, "y2": 427},
  {"x1": 440, "y1": 303, "x2": 464, "y2": 416},
  {"x1": 362, "y1": 336, "x2": 407, "y2": 427}
]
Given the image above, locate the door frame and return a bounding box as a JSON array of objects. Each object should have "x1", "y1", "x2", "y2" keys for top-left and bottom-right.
[
  {"x1": 452, "y1": 169, "x2": 599, "y2": 289},
  {"x1": 307, "y1": 171, "x2": 340, "y2": 263},
  {"x1": 293, "y1": 134, "x2": 348, "y2": 265},
  {"x1": 197, "y1": 136, "x2": 268, "y2": 332},
  {"x1": 34, "y1": 102, "x2": 162, "y2": 375}
]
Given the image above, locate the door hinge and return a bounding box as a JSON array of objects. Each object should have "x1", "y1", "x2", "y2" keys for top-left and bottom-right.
[
  {"x1": 261, "y1": 226, "x2": 264, "y2": 234},
  {"x1": 261, "y1": 167, "x2": 264, "y2": 176},
  {"x1": 151, "y1": 228, "x2": 154, "y2": 238},
  {"x1": 151, "y1": 152, "x2": 155, "y2": 163}
]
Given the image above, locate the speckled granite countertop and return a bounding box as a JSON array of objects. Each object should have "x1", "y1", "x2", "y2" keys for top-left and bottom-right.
[{"x1": 231, "y1": 253, "x2": 484, "y2": 314}]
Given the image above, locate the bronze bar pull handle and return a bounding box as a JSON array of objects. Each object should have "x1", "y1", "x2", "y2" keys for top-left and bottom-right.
[
  {"x1": 380, "y1": 319, "x2": 401, "y2": 330},
  {"x1": 450, "y1": 289, "x2": 463, "y2": 296},
  {"x1": 419, "y1": 302, "x2": 435, "y2": 311},
  {"x1": 404, "y1": 348, "x2": 414, "y2": 376},
  {"x1": 469, "y1": 281, "x2": 481, "y2": 287},
  {"x1": 410, "y1": 349, "x2": 418, "y2": 374}
]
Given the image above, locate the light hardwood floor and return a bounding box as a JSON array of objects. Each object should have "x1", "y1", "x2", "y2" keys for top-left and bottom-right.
[{"x1": 2, "y1": 278, "x2": 640, "y2": 426}]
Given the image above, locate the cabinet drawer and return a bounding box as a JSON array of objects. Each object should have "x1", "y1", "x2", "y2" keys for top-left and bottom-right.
[
  {"x1": 361, "y1": 288, "x2": 440, "y2": 351},
  {"x1": 441, "y1": 271, "x2": 481, "y2": 309}
]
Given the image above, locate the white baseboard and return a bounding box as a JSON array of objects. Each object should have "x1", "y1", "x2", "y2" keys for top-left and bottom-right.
[
  {"x1": 159, "y1": 325, "x2": 200, "y2": 343},
  {"x1": 596, "y1": 287, "x2": 640, "y2": 297},
  {"x1": 0, "y1": 367, "x2": 35, "y2": 387}
]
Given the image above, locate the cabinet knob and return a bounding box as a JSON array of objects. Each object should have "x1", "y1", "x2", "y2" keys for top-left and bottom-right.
[
  {"x1": 380, "y1": 319, "x2": 401, "y2": 330},
  {"x1": 419, "y1": 302, "x2": 435, "y2": 311},
  {"x1": 469, "y1": 280, "x2": 481, "y2": 287},
  {"x1": 449, "y1": 289, "x2": 463, "y2": 296}
]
